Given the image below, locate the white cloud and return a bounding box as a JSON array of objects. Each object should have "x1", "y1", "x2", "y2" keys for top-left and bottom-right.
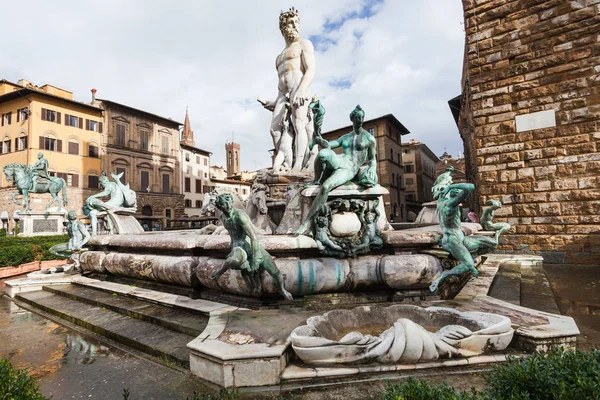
[{"x1": 0, "y1": 0, "x2": 466, "y2": 170}]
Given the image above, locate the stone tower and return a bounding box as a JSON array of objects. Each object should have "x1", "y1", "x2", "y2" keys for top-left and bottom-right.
[
  {"x1": 225, "y1": 141, "x2": 240, "y2": 176},
  {"x1": 458, "y1": 0, "x2": 600, "y2": 264},
  {"x1": 181, "y1": 108, "x2": 194, "y2": 146}
]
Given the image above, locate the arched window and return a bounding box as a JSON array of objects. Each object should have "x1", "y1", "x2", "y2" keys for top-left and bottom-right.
[
  {"x1": 229, "y1": 151, "x2": 232, "y2": 164},
  {"x1": 390, "y1": 148, "x2": 393, "y2": 160},
  {"x1": 142, "y1": 205, "x2": 153, "y2": 216}
]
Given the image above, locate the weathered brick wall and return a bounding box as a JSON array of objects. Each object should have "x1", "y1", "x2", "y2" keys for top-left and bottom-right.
[{"x1": 461, "y1": 0, "x2": 600, "y2": 263}]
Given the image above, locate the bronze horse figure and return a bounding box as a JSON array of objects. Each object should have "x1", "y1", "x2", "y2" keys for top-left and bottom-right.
[{"x1": 3, "y1": 163, "x2": 68, "y2": 211}]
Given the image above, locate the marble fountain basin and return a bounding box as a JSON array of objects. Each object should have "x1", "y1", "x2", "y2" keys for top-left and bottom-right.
[{"x1": 290, "y1": 305, "x2": 514, "y2": 365}]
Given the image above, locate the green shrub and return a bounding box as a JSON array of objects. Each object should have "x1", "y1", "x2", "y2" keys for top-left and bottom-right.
[
  {"x1": 0, "y1": 234, "x2": 69, "y2": 267},
  {"x1": 373, "y1": 377, "x2": 478, "y2": 400},
  {"x1": 484, "y1": 347, "x2": 600, "y2": 400},
  {"x1": 0, "y1": 228, "x2": 6, "y2": 237},
  {"x1": 0, "y1": 358, "x2": 48, "y2": 400}
]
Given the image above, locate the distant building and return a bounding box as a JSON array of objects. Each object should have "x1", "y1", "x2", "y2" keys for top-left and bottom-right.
[
  {"x1": 97, "y1": 96, "x2": 184, "y2": 229},
  {"x1": 180, "y1": 109, "x2": 212, "y2": 216},
  {"x1": 0, "y1": 79, "x2": 104, "y2": 231},
  {"x1": 436, "y1": 151, "x2": 467, "y2": 183},
  {"x1": 208, "y1": 165, "x2": 251, "y2": 200},
  {"x1": 322, "y1": 113, "x2": 410, "y2": 221},
  {"x1": 400, "y1": 139, "x2": 440, "y2": 219}
]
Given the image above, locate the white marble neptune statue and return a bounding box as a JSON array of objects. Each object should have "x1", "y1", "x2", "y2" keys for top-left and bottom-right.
[{"x1": 258, "y1": 7, "x2": 316, "y2": 173}]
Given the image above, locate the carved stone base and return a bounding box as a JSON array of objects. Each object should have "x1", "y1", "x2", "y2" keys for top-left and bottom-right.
[{"x1": 17, "y1": 210, "x2": 66, "y2": 236}]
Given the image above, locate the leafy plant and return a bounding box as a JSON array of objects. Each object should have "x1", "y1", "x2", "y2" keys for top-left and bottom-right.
[
  {"x1": 484, "y1": 347, "x2": 600, "y2": 400},
  {"x1": 0, "y1": 228, "x2": 6, "y2": 237},
  {"x1": 373, "y1": 377, "x2": 478, "y2": 400},
  {"x1": 0, "y1": 358, "x2": 48, "y2": 400}
]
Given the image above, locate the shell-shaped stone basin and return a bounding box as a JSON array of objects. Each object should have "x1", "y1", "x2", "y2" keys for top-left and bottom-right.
[{"x1": 291, "y1": 305, "x2": 514, "y2": 365}]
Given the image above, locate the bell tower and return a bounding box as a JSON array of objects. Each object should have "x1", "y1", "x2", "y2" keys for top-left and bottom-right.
[
  {"x1": 225, "y1": 141, "x2": 240, "y2": 176},
  {"x1": 181, "y1": 108, "x2": 194, "y2": 146}
]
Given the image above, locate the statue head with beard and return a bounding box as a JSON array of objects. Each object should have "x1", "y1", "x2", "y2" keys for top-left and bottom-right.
[{"x1": 279, "y1": 7, "x2": 300, "y2": 43}]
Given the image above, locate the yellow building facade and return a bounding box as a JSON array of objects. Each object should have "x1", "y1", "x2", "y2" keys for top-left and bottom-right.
[{"x1": 0, "y1": 79, "x2": 104, "y2": 231}]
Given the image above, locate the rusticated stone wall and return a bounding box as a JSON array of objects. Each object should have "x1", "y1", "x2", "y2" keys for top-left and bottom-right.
[{"x1": 461, "y1": 0, "x2": 600, "y2": 263}]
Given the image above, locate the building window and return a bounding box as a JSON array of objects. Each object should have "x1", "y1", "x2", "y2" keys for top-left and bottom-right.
[
  {"x1": 405, "y1": 164, "x2": 414, "y2": 173},
  {"x1": 161, "y1": 136, "x2": 169, "y2": 154},
  {"x1": 185, "y1": 153, "x2": 190, "y2": 162},
  {"x1": 1, "y1": 112, "x2": 12, "y2": 126},
  {"x1": 406, "y1": 178, "x2": 414, "y2": 185},
  {"x1": 66, "y1": 114, "x2": 81, "y2": 128},
  {"x1": 243, "y1": 188, "x2": 247, "y2": 195},
  {"x1": 403, "y1": 149, "x2": 409, "y2": 154},
  {"x1": 397, "y1": 153, "x2": 401, "y2": 163},
  {"x1": 195, "y1": 179, "x2": 202, "y2": 193},
  {"x1": 390, "y1": 149, "x2": 393, "y2": 160},
  {"x1": 228, "y1": 151, "x2": 232, "y2": 164},
  {"x1": 204, "y1": 157, "x2": 208, "y2": 166},
  {"x1": 88, "y1": 175, "x2": 99, "y2": 189},
  {"x1": 204, "y1": 172, "x2": 207, "y2": 178},
  {"x1": 41, "y1": 108, "x2": 60, "y2": 123},
  {"x1": 116, "y1": 124, "x2": 126, "y2": 147},
  {"x1": 87, "y1": 120, "x2": 98, "y2": 132},
  {"x1": 406, "y1": 193, "x2": 416, "y2": 201},
  {"x1": 141, "y1": 171, "x2": 150, "y2": 191},
  {"x1": 89, "y1": 144, "x2": 99, "y2": 158},
  {"x1": 392, "y1": 173, "x2": 395, "y2": 186},
  {"x1": 195, "y1": 200, "x2": 202, "y2": 208},
  {"x1": 68, "y1": 141, "x2": 79, "y2": 155},
  {"x1": 184, "y1": 177, "x2": 191, "y2": 192},
  {"x1": 116, "y1": 167, "x2": 126, "y2": 183},
  {"x1": 1, "y1": 139, "x2": 11, "y2": 154},
  {"x1": 67, "y1": 174, "x2": 73, "y2": 186},
  {"x1": 44, "y1": 137, "x2": 57, "y2": 151},
  {"x1": 368, "y1": 128, "x2": 374, "y2": 135},
  {"x1": 162, "y1": 173, "x2": 170, "y2": 193},
  {"x1": 17, "y1": 136, "x2": 27, "y2": 151},
  {"x1": 140, "y1": 130, "x2": 149, "y2": 151},
  {"x1": 17, "y1": 108, "x2": 29, "y2": 122},
  {"x1": 185, "y1": 199, "x2": 192, "y2": 207}
]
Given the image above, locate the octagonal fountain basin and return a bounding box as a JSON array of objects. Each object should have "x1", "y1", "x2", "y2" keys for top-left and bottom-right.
[{"x1": 290, "y1": 305, "x2": 514, "y2": 365}]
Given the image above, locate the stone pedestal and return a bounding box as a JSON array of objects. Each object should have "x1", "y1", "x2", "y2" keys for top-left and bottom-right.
[
  {"x1": 17, "y1": 210, "x2": 67, "y2": 236},
  {"x1": 276, "y1": 182, "x2": 391, "y2": 234}
]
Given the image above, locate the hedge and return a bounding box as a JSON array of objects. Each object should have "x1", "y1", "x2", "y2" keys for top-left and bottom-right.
[
  {"x1": 374, "y1": 347, "x2": 600, "y2": 400},
  {"x1": 0, "y1": 235, "x2": 69, "y2": 268}
]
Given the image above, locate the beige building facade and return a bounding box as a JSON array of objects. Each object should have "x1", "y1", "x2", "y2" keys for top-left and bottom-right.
[
  {"x1": 97, "y1": 98, "x2": 184, "y2": 229},
  {"x1": 0, "y1": 79, "x2": 103, "y2": 231},
  {"x1": 400, "y1": 139, "x2": 440, "y2": 219}
]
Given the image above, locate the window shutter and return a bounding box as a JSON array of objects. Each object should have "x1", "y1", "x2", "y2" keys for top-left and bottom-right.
[
  {"x1": 14, "y1": 138, "x2": 18, "y2": 150},
  {"x1": 39, "y1": 136, "x2": 44, "y2": 149},
  {"x1": 1, "y1": 114, "x2": 4, "y2": 126},
  {"x1": 57, "y1": 140, "x2": 62, "y2": 152},
  {"x1": 73, "y1": 174, "x2": 79, "y2": 187},
  {"x1": 57, "y1": 112, "x2": 61, "y2": 124},
  {"x1": 64, "y1": 114, "x2": 69, "y2": 125},
  {"x1": 99, "y1": 122, "x2": 103, "y2": 133},
  {"x1": 23, "y1": 136, "x2": 27, "y2": 149},
  {"x1": 17, "y1": 110, "x2": 20, "y2": 123},
  {"x1": 41, "y1": 108, "x2": 47, "y2": 121},
  {"x1": 79, "y1": 117, "x2": 83, "y2": 129},
  {"x1": 85, "y1": 119, "x2": 89, "y2": 130}
]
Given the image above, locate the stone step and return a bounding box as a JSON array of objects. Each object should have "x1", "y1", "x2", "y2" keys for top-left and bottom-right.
[
  {"x1": 15, "y1": 290, "x2": 195, "y2": 367},
  {"x1": 488, "y1": 260, "x2": 522, "y2": 305},
  {"x1": 44, "y1": 284, "x2": 209, "y2": 337}
]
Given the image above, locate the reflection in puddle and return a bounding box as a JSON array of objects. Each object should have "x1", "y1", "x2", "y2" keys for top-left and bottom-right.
[{"x1": 64, "y1": 333, "x2": 111, "y2": 365}]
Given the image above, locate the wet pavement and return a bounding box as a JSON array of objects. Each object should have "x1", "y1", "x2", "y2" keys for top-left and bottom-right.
[{"x1": 1, "y1": 263, "x2": 599, "y2": 400}]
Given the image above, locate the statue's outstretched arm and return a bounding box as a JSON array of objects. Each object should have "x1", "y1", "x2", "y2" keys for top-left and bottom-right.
[{"x1": 443, "y1": 183, "x2": 474, "y2": 207}]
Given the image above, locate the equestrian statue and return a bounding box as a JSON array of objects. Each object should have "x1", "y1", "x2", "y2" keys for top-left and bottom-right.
[{"x1": 2, "y1": 152, "x2": 68, "y2": 211}]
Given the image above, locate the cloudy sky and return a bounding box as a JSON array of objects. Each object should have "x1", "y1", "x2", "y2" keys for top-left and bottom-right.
[{"x1": 0, "y1": 0, "x2": 466, "y2": 171}]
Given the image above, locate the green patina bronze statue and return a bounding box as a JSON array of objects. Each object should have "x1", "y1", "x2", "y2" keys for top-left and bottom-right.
[
  {"x1": 481, "y1": 199, "x2": 511, "y2": 241},
  {"x1": 2, "y1": 152, "x2": 68, "y2": 211},
  {"x1": 49, "y1": 211, "x2": 91, "y2": 257},
  {"x1": 210, "y1": 193, "x2": 293, "y2": 300},
  {"x1": 429, "y1": 176, "x2": 498, "y2": 293},
  {"x1": 294, "y1": 103, "x2": 378, "y2": 235}
]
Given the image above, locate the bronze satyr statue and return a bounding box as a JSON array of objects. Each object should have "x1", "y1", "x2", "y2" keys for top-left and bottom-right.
[{"x1": 210, "y1": 193, "x2": 293, "y2": 300}]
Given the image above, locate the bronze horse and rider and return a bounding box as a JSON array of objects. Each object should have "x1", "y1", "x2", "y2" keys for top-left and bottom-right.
[{"x1": 2, "y1": 153, "x2": 68, "y2": 211}]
